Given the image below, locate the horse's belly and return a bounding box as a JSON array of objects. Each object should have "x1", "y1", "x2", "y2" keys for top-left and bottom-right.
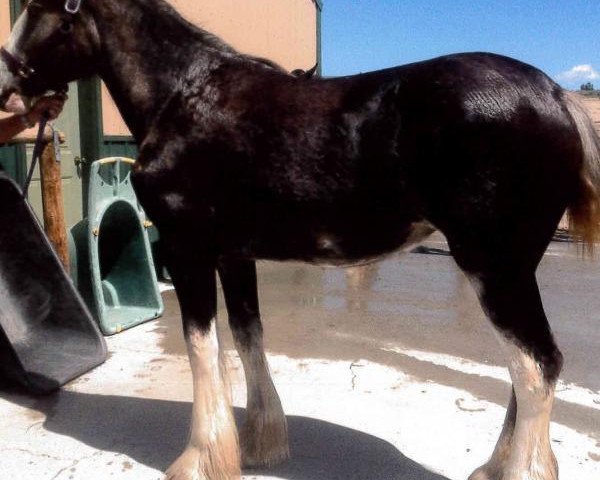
[{"x1": 227, "y1": 217, "x2": 435, "y2": 266}]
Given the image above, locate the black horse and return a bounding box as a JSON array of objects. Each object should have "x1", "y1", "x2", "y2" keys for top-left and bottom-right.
[{"x1": 1, "y1": 1, "x2": 599, "y2": 479}]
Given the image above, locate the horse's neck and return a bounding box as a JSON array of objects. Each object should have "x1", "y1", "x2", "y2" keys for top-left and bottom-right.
[{"x1": 87, "y1": 0, "x2": 236, "y2": 141}]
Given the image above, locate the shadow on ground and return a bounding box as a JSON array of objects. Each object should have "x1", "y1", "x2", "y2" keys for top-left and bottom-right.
[{"x1": 1, "y1": 387, "x2": 449, "y2": 480}]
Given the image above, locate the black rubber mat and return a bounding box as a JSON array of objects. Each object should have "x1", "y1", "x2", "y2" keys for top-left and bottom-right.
[{"x1": 0, "y1": 173, "x2": 106, "y2": 394}]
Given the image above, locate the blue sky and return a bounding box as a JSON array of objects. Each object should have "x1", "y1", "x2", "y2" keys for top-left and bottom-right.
[{"x1": 321, "y1": 0, "x2": 600, "y2": 90}]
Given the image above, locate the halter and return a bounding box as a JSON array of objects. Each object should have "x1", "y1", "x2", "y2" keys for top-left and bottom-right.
[
  {"x1": 0, "y1": 47, "x2": 34, "y2": 79},
  {"x1": 64, "y1": 0, "x2": 82, "y2": 14}
]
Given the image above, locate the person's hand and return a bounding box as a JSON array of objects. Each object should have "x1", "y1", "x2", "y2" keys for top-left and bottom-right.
[
  {"x1": 4, "y1": 93, "x2": 27, "y2": 114},
  {"x1": 25, "y1": 93, "x2": 68, "y2": 124}
]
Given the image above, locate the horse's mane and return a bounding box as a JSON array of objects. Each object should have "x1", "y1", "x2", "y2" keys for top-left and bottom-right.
[
  {"x1": 137, "y1": 0, "x2": 236, "y2": 52},
  {"x1": 138, "y1": 0, "x2": 287, "y2": 73}
]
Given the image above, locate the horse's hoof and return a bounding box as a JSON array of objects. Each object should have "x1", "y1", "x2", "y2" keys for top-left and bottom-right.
[
  {"x1": 468, "y1": 461, "x2": 558, "y2": 480},
  {"x1": 468, "y1": 465, "x2": 501, "y2": 480},
  {"x1": 242, "y1": 441, "x2": 290, "y2": 469},
  {"x1": 165, "y1": 447, "x2": 203, "y2": 480},
  {"x1": 240, "y1": 409, "x2": 290, "y2": 468},
  {"x1": 165, "y1": 446, "x2": 241, "y2": 480}
]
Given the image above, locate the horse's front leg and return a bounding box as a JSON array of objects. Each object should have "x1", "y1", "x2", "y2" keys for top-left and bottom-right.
[
  {"x1": 218, "y1": 258, "x2": 290, "y2": 467},
  {"x1": 163, "y1": 239, "x2": 240, "y2": 480}
]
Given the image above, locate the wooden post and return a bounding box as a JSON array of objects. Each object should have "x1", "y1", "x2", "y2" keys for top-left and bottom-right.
[
  {"x1": 39, "y1": 141, "x2": 70, "y2": 273},
  {"x1": 6, "y1": 128, "x2": 70, "y2": 272}
]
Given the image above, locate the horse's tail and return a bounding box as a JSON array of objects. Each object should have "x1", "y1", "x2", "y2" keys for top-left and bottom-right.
[{"x1": 564, "y1": 92, "x2": 600, "y2": 252}]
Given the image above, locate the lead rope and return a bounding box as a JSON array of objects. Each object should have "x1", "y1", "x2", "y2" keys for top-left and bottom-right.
[{"x1": 22, "y1": 114, "x2": 49, "y2": 198}]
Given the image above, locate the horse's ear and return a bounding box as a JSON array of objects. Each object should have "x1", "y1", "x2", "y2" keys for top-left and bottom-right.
[{"x1": 64, "y1": 0, "x2": 82, "y2": 14}]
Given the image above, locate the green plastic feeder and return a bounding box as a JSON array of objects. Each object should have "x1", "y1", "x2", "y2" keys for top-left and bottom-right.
[{"x1": 70, "y1": 157, "x2": 164, "y2": 335}]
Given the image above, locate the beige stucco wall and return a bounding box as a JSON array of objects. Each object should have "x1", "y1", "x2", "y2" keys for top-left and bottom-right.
[
  {"x1": 170, "y1": 0, "x2": 318, "y2": 71},
  {"x1": 0, "y1": 0, "x2": 10, "y2": 123},
  {"x1": 102, "y1": 0, "x2": 318, "y2": 136},
  {"x1": 0, "y1": 0, "x2": 10, "y2": 42}
]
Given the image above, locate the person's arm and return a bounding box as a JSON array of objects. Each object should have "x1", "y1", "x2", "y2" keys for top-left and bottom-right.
[
  {"x1": 0, "y1": 113, "x2": 35, "y2": 144},
  {"x1": 0, "y1": 94, "x2": 67, "y2": 144}
]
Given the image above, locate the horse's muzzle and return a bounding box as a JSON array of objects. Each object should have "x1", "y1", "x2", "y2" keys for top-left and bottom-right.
[
  {"x1": 0, "y1": 57, "x2": 18, "y2": 112},
  {"x1": 0, "y1": 87, "x2": 18, "y2": 113}
]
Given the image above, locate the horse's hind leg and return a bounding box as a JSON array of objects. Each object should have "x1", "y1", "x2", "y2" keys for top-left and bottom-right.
[
  {"x1": 218, "y1": 259, "x2": 289, "y2": 467},
  {"x1": 162, "y1": 237, "x2": 240, "y2": 480},
  {"x1": 454, "y1": 261, "x2": 563, "y2": 480},
  {"x1": 470, "y1": 388, "x2": 518, "y2": 479}
]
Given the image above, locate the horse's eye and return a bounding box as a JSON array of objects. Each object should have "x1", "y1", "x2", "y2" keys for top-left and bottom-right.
[{"x1": 59, "y1": 20, "x2": 73, "y2": 34}]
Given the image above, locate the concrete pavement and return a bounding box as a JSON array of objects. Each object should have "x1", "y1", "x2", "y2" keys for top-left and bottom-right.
[{"x1": 1, "y1": 235, "x2": 599, "y2": 479}]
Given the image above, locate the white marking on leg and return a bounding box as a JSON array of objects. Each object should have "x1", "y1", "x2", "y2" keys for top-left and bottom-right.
[
  {"x1": 234, "y1": 322, "x2": 289, "y2": 467},
  {"x1": 496, "y1": 335, "x2": 558, "y2": 480},
  {"x1": 468, "y1": 391, "x2": 517, "y2": 480},
  {"x1": 166, "y1": 322, "x2": 240, "y2": 480},
  {"x1": 463, "y1": 274, "x2": 558, "y2": 480}
]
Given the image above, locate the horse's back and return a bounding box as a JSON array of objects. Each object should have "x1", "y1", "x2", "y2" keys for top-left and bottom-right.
[
  {"x1": 264, "y1": 52, "x2": 584, "y2": 266},
  {"x1": 144, "y1": 52, "x2": 583, "y2": 267}
]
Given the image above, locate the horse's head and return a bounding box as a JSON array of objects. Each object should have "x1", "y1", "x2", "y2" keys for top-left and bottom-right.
[{"x1": 0, "y1": 0, "x2": 99, "y2": 108}]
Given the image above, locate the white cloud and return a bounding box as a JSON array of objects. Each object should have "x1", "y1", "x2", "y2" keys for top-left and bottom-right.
[{"x1": 556, "y1": 64, "x2": 600, "y2": 83}]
